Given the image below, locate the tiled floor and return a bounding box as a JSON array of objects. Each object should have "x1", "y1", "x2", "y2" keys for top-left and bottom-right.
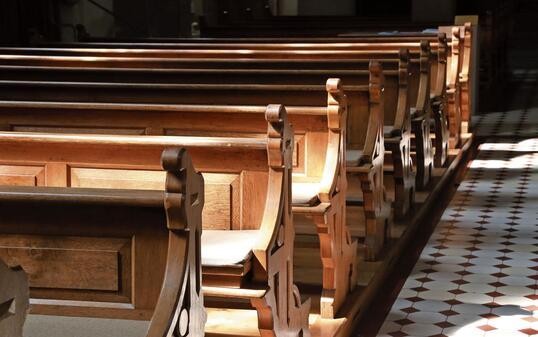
[{"x1": 377, "y1": 111, "x2": 538, "y2": 337}]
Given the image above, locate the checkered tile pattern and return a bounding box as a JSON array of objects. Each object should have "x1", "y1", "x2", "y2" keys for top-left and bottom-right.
[{"x1": 377, "y1": 113, "x2": 538, "y2": 337}]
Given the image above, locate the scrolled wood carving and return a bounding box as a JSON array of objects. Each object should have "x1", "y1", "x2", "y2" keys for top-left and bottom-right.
[
  {"x1": 311, "y1": 79, "x2": 358, "y2": 318},
  {"x1": 359, "y1": 61, "x2": 391, "y2": 260},
  {"x1": 251, "y1": 105, "x2": 310, "y2": 337},
  {"x1": 447, "y1": 27, "x2": 462, "y2": 148},
  {"x1": 147, "y1": 148, "x2": 206, "y2": 337},
  {"x1": 413, "y1": 41, "x2": 434, "y2": 189}
]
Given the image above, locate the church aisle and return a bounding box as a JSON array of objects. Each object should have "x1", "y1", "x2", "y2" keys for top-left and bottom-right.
[{"x1": 377, "y1": 112, "x2": 538, "y2": 337}]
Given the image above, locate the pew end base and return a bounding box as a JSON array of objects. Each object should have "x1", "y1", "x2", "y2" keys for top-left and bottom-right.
[{"x1": 411, "y1": 117, "x2": 434, "y2": 191}]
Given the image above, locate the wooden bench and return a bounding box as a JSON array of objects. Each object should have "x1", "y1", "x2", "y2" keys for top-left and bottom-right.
[
  {"x1": 0, "y1": 81, "x2": 371, "y2": 317},
  {"x1": 0, "y1": 106, "x2": 310, "y2": 336},
  {"x1": 0, "y1": 45, "x2": 434, "y2": 191},
  {"x1": 0, "y1": 49, "x2": 416, "y2": 220},
  {"x1": 0, "y1": 69, "x2": 391, "y2": 224},
  {"x1": 0, "y1": 147, "x2": 205, "y2": 336},
  {"x1": 0, "y1": 259, "x2": 28, "y2": 337}
]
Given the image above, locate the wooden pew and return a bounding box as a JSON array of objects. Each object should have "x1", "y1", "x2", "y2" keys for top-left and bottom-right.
[
  {"x1": 0, "y1": 106, "x2": 310, "y2": 336},
  {"x1": 0, "y1": 50, "x2": 417, "y2": 219},
  {"x1": 0, "y1": 148, "x2": 206, "y2": 336},
  {"x1": 0, "y1": 46, "x2": 434, "y2": 191},
  {"x1": 0, "y1": 259, "x2": 28, "y2": 337},
  {"x1": 0, "y1": 69, "x2": 392, "y2": 222},
  {"x1": 0, "y1": 82, "x2": 370, "y2": 317}
]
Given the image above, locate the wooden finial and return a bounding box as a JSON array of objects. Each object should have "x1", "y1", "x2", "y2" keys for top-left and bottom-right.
[
  {"x1": 326, "y1": 78, "x2": 346, "y2": 131},
  {"x1": 266, "y1": 104, "x2": 293, "y2": 169},
  {"x1": 162, "y1": 147, "x2": 204, "y2": 231}
]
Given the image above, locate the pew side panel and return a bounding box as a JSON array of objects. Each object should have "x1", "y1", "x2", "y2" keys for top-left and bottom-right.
[
  {"x1": 346, "y1": 61, "x2": 391, "y2": 261},
  {"x1": 459, "y1": 23, "x2": 473, "y2": 134},
  {"x1": 386, "y1": 51, "x2": 415, "y2": 220},
  {"x1": 148, "y1": 148, "x2": 206, "y2": 337},
  {"x1": 430, "y1": 33, "x2": 450, "y2": 167},
  {"x1": 439, "y1": 26, "x2": 462, "y2": 148},
  {"x1": 410, "y1": 42, "x2": 433, "y2": 189}
]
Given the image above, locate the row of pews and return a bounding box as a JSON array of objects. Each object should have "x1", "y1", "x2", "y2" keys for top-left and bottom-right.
[{"x1": 0, "y1": 19, "x2": 476, "y2": 337}]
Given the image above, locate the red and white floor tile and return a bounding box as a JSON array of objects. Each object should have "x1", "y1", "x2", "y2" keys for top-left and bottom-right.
[{"x1": 377, "y1": 114, "x2": 538, "y2": 337}]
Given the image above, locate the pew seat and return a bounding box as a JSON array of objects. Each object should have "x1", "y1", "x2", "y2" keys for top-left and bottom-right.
[
  {"x1": 202, "y1": 230, "x2": 257, "y2": 267},
  {"x1": 292, "y1": 183, "x2": 321, "y2": 206}
]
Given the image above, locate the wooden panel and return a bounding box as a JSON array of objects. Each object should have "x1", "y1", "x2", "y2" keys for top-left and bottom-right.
[
  {"x1": 45, "y1": 162, "x2": 67, "y2": 187},
  {"x1": 0, "y1": 165, "x2": 45, "y2": 186},
  {"x1": 347, "y1": 94, "x2": 370, "y2": 150},
  {"x1": 203, "y1": 173, "x2": 240, "y2": 230},
  {"x1": 70, "y1": 167, "x2": 241, "y2": 230},
  {"x1": 0, "y1": 235, "x2": 129, "y2": 292},
  {"x1": 70, "y1": 168, "x2": 165, "y2": 190},
  {"x1": 240, "y1": 171, "x2": 268, "y2": 230},
  {"x1": 305, "y1": 132, "x2": 327, "y2": 179}
]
